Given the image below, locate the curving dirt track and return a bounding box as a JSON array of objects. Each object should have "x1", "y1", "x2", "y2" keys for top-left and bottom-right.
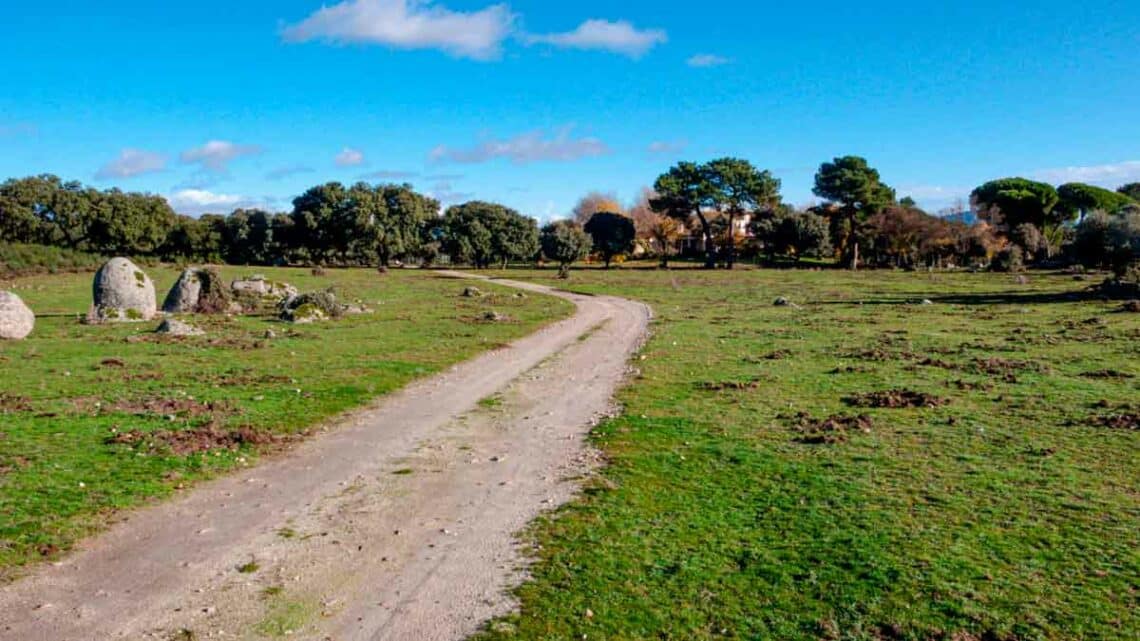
[{"x1": 0, "y1": 274, "x2": 650, "y2": 641}]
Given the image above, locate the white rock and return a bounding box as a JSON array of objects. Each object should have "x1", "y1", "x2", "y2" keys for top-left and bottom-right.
[{"x1": 0, "y1": 291, "x2": 35, "y2": 340}]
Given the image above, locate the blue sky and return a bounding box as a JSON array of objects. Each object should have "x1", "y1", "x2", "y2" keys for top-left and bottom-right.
[{"x1": 2, "y1": 0, "x2": 1138, "y2": 219}]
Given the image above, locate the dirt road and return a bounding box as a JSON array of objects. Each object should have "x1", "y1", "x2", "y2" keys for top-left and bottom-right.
[{"x1": 0, "y1": 274, "x2": 650, "y2": 641}]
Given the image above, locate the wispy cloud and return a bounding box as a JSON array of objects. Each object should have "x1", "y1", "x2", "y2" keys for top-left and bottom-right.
[
  {"x1": 525, "y1": 19, "x2": 666, "y2": 58},
  {"x1": 1032, "y1": 160, "x2": 1140, "y2": 186},
  {"x1": 95, "y1": 148, "x2": 168, "y2": 180},
  {"x1": 430, "y1": 127, "x2": 610, "y2": 165},
  {"x1": 180, "y1": 140, "x2": 262, "y2": 173},
  {"x1": 282, "y1": 0, "x2": 516, "y2": 61},
  {"x1": 647, "y1": 140, "x2": 687, "y2": 155},
  {"x1": 428, "y1": 180, "x2": 474, "y2": 204},
  {"x1": 686, "y1": 53, "x2": 730, "y2": 68},
  {"x1": 266, "y1": 165, "x2": 315, "y2": 181},
  {"x1": 335, "y1": 147, "x2": 366, "y2": 167}
]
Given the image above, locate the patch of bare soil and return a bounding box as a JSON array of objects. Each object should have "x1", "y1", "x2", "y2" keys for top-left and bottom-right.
[
  {"x1": 968, "y1": 357, "x2": 1045, "y2": 382},
  {"x1": 98, "y1": 357, "x2": 126, "y2": 368},
  {"x1": 0, "y1": 392, "x2": 34, "y2": 414},
  {"x1": 790, "y1": 412, "x2": 873, "y2": 444},
  {"x1": 105, "y1": 425, "x2": 284, "y2": 455},
  {"x1": 1079, "y1": 369, "x2": 1134, "y2": 379},
  {"x1": 106, "y1": 396, "x2": 237, "y2": 420},
  {"x1": 845, "y1": 389, "x2": 949, "y2": 409},
  {"x1": 840, "y1": 347, "x2": 919, "y2": 361}
]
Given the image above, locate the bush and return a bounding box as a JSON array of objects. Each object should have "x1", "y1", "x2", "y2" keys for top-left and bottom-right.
[{"x1": 992, "y1": 245, "x2": 1025, "y2": 272}]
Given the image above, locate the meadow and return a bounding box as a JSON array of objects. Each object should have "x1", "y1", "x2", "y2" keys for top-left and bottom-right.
[
  {"x1": 473, "y1": 267, "x2": 1139, "y2": 641},
  {"x1": 0, "y1": 266, "x2": 574, "y2": 578}
]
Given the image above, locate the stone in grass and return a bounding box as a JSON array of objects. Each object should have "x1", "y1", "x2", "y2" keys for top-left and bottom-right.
[
  {"x1": 155, "y1": 318, "x2": 205, "y2": 337},
  {"x1": 279, "y1": 290, "x2": 344, "y2": 324},
  {"x1": 462, "y1": 286, "x2": 483, "y2": 298},
  {"x1": 231, "y1": 275, "x2": 299, "y2": 301},
  {"x1": 90, "y1": 257, "x2": 157, "y2": 323},
  {"x1": 163, "y1": 267, "x2": 233, "y2": 314},
  {"x1": 773, "y1": 297, "x2": 790, "y2": 307},
  {"x1": 0, "y1": 291, "x2": 35, "y2": 340},
  {"x1": 1122, "y1": 299, "x2": 1140, "y2": 313}
]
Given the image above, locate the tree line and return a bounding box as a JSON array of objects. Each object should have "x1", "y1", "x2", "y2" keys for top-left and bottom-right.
[{"x1": 1, "y1": 162, "x2": 1138, "y2": 277}]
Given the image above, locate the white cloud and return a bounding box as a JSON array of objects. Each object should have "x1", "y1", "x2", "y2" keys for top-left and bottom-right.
[
  {"x1": 95, "y1": 148, "x2": 168, "y2": 180},
  {"x1": 167, "y1": 189, "x2": 248, "y2": 216},
  {"x1": 430, "y1": 127, "x2": 610, "y2": 165},
  {"x1": 180, "y1": 140, "x2": 263, "y2": 172},
  {"x1": 525, "y1": 19, "x2": 666, "y2": 58},
  {"x1": 686, "y1": 53, "x2": 730, "y2": 68},
  {"x1": 1032, "y1": 160, "x2": 1140, "y2": 186},
  {"x1": 335, "y1": 147, "x2": 366, "y2": 167},
  {"x1": 647, "y1": 140, "x2": 687, "y2": 155},
  {"x1": 282, "y1": 0, "x2": 515, "y2": 61}
]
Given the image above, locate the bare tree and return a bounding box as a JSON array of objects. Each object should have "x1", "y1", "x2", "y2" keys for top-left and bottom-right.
[{"x1": 571, "y1": 191, "x2": 624, "y2": 225}]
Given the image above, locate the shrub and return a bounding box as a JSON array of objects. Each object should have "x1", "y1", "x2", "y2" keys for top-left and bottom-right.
[
  {"x1": 0, "y1": 242, "x2": 106, "y2": 277},
  {"x1": 992, "y1": 245, "x2": 1025, "y2": 272}
]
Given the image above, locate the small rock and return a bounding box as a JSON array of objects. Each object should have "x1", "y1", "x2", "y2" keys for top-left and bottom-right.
[
  {"x1": 1122, "y1": 300, "x2": 1140, "y2": 313},
  {"x1": 462, "y1": 286, "x2": 482, "y2": 298},
  {"x1": 920, "y1": 299, "x2": 934, "y2": 305},
  {"x1": 773, "y1": 297, "x2": 790, "y2": 307},
  {"x1": 155, "y1": 319, "x2": 205, "y2": 337},
  {"x1": 264, "y1": 329, "x2": 277, "y2": 339},
  {"x1": 1014, "y1": 275, "x2": 1030, "y2": 285}
]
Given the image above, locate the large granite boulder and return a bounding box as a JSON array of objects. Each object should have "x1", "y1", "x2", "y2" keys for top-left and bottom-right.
[
  {"x1": 163, "y1": 267, "x2": 233, "y2": 314},
  {"x1": 0, "y1": 291, "x2": 35, "y2": 340},
  {"x1": 91, "y1": 258, "x2": 157, "y2": 322}
]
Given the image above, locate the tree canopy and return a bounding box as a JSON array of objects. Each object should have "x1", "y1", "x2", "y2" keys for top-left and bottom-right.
[
  {"x1": 1057, "y1": 182, "x2": 1136, "y2": 218},
  {"x1": 970, "y1": 177, "x2": 1062, "y2": 231},
  {"x1": 584, "y1": 212, "x2": 636, "y2": 268},
  {"x1": 540, "y1": 220, "x2": 592, "y2": 276},
  {"x1": 812, "y1": 156, "x2": 896, "y2": 268},
  {"x1": 441, "y1": 201, "x2": 537, "y2": 268},
  {"x1": 705, "y1": 157, "x2": 781, "y2": 268}
]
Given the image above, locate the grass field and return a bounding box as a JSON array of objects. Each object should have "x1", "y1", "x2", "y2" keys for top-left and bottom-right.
[
  {"x1": 473, "y1": 267, "x2": 1139, "y2": 641},
  {"x1": 0, "y1": 266, "x2": 574, "y2": 578}
]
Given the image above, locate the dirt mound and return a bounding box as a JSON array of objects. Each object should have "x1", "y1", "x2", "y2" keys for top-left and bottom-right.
[
  {"x1": 845, "y1": 389, "x2": 949, "y2": 409},
  {"x1": 105, "y1": 425, "x2": 281, "y2": 455},
  {"x1": 791, "y1": 412, "x2": 873, "y2": 444},
  {"x1": 1080, "y1": 369, "x2": 1134, "y2": 379},
  {"x1": 699, "y1": 378, "x2": 762, "y2": 391},
  {"x1": 0, "y1": 392, "x2": 33, "y2": 414},
  {"x1": 1089, "y1": 413, "x2": 1140, "y2": 430},
  {"x1": 968, "y1": 357, "x2": 1044, "y2": 382}
]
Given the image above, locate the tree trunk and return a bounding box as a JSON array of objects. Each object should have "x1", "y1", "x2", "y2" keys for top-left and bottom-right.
[
  {"x1": 697, "y1": 213, "x2": 715, "y2": 269},
  {"x1": 726, "y1": 212, "x2": 736, "y2": 269},
  {"x1": 848, "y1": 211, "x2": 860, "y2": 271}
]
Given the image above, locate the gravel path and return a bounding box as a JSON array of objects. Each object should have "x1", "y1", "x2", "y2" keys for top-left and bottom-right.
[{"x1": 0, "y1": 273, "x2": 650, "y2": 641}]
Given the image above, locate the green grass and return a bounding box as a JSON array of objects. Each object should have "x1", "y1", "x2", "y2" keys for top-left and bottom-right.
[
  {"x1": 0, "y1": 266, "x2": 573, "y2": 578},
  {"x1": 473, "y1": 266, "x2": 1139, "y2": 641}
]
